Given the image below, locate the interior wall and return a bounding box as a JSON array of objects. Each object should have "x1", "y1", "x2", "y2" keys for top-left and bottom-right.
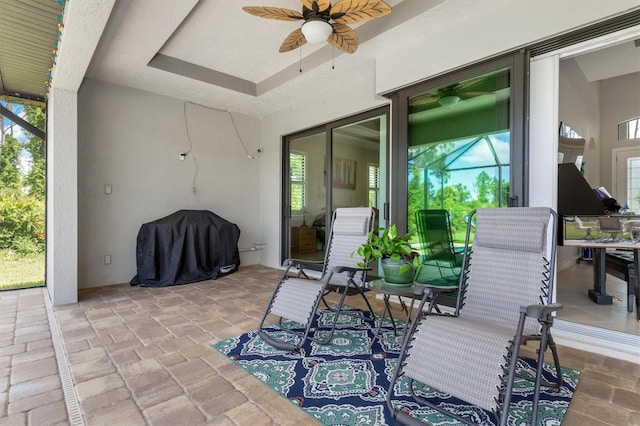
[
  {"x1": 599, "y1": 71, "x2": 640, "y2": 194},
  {"x1": 559, "y1": 58, "x2": 602, "y2": 187},
  {"x1": 557, "y1": 57, "x2": 602, "y2": 268},
  {"x1": 77, "y1": 79, "x2": 262, "y2": 287}
]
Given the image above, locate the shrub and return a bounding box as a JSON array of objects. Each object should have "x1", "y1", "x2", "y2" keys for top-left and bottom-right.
[{"x1": 0, "y1": 193, "x2": 45, "y2": 254}]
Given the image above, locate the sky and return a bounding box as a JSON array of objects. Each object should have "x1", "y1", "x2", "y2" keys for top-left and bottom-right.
[{"x1": 1, "y1": 101, "x2": 33, "y2": 174}]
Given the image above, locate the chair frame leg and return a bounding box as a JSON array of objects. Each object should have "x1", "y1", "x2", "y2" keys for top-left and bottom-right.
[
  {"x1": 257, "y1": 268, "x2": 326, "y2": 352},
  {"x1": 521, "y1": 323, "x2": 563, "y2": 389},
  {"x1": 499, "y1": 312, "x2": 527, "y2": 426},
  {"x1": 312, "y1": 283, "x2": 353, "y2": 344}
]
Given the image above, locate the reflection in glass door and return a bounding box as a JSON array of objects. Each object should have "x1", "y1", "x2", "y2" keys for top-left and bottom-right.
[
  {"x1": 331, "y1": 115, "x2": 387, "y2": 226},
  {"x1": 283, "y1": 107, "x2": 390, "y2": 266},
  {"x1": 288, "y1": 131, "x2": 326, "y2": 262},
  {"x1": 407, "y1": 68, "x2": 512, "y2": 243},
  {"x1": 331, "y1": 115, "x2": 387, "y2": 276}
]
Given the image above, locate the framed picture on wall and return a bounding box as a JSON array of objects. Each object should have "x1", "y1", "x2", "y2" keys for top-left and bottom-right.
[{"x1": 332, "y1": 157, "x2": 356, "y2": 189}]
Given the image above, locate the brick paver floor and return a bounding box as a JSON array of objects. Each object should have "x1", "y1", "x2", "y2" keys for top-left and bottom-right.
[{"x1": 0, "y1": 265, "x2": 638, "y2": 425}]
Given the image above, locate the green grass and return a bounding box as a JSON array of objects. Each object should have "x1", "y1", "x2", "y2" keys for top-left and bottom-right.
[{"x1": 0, "y1": 252, "x2": 45, "y2": 290}]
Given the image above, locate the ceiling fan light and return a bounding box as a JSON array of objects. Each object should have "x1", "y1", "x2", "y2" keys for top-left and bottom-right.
[
  {"x1": 301, "y1": 20, "x2": 332, "y2": 44},
  {"x1": 439, "y1": 95, "x2": 461, "y2": 108}
]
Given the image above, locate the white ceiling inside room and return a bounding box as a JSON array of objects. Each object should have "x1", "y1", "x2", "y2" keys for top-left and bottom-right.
[{"x1": 573, "y1": 38, "x2": 640, "y2": 82}]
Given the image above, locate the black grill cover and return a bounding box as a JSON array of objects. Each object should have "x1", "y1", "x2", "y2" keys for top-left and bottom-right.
[{"x1": 130, "y1": 210, "x2": 240, "y2": 287}]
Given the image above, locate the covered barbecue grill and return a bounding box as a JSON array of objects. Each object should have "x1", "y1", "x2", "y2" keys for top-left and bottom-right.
[{"x1": 130, "y1": 210, "x2": 240, "y2": 287}]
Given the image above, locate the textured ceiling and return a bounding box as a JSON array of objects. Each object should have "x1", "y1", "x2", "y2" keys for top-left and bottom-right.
[
  {"x1": 84, "y1": 0, "x2": 453, "y2": 117},
  {"x1": 3, "y1": 0, "x2": 637, "y2": 116}
]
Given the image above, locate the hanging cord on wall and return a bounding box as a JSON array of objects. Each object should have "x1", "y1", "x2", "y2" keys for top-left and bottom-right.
[
  {"x1": 183, "y1": 102, "x2": 198, "y2": 193},
  {"x1": 228, "y1": 111, "x2": 263, "y2": 159},
  {"x1": 183, "y1": 102, "x2": 194, "y2": 156},
  {"x1": 190, "y1": 155, "x2": 199, "y2": 193},
  {"x1": 184, "y1": 101, "x2": 263, "y2": 161}
]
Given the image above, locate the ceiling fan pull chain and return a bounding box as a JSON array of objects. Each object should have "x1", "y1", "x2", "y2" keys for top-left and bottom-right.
[
  {"x1": 332, "y1": 46, "x2": 335, "y2": 70},
  {"x1": 299, "y1": 47, "x2": 302, "y2": 73}
]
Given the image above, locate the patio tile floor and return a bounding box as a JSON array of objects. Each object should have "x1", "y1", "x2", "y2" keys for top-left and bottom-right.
[{"x1": 0, "y1": 265, "x2": 638, "y2": 425}]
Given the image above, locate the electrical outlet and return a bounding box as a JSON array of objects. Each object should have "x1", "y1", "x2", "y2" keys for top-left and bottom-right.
[
  {"x1": 104, "y1": 255, "x2": 111, "y2": 264},
  {"x1": 105, "y1": 184, "x2": 112, "y2": 194}
]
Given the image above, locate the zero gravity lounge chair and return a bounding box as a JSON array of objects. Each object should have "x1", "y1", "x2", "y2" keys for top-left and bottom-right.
[
  {"x1": 414, "y1": 209, "x2": 467, "y2": 311},
  {"x1": 258, "y1": 207, "x2": 376, "y2": 351},
  {"x1": 388, "y1": 207, "x2": 563, "y2": 426}
]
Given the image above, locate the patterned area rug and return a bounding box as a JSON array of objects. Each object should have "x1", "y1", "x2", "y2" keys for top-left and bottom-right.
[{"x1": 212, "y1": 306, "x2": 580, "y2": 425}]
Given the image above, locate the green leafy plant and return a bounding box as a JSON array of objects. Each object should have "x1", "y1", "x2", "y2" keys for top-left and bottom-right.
[
  {"x1": 0, "y1": 193, "x2": 45, "y2": 255},
  {"x1": 354, "y1": 224, "x2": 420, "y2": 274}
]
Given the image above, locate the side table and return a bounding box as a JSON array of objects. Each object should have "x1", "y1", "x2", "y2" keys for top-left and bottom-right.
[{"x1": 368, "y1": 280, "x2": 426, "y2": 349}]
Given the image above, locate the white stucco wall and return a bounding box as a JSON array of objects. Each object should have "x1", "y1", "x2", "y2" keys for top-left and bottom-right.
[
  {"x1": 77, "y1": 79, "x2": 262, "y2": 287},
  {"x1": 46, "y1": 88, "x2": 78, "y2": 305}
]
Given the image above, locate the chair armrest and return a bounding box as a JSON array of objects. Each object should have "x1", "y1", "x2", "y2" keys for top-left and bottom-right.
[
  {"x1": 282, "y1": 259, "x2": 325, "y2": 279},
  {"x1": 283, "y1": 258, "x2": 324, "y2": 266},
  {"x1": 283, "y1": 258, "x2": 324, "y2": 269},
  {"x1": 521, "y1": 303, "x2": 563, "y2": 319},
  {"x1": 413, "y1": 285, "x2": 435, "y2": 298},
  {"x1": 332, "y1": 266, "x2": 371, "y2": 277}
]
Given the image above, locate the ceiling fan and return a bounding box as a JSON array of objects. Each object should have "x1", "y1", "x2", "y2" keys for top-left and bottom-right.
[
  {"x1": 242, "y1": 0, "x2": 391, "y2": 54},
  {"x1": 412, "y1": 79, "x2": 496, "y2": 108}
]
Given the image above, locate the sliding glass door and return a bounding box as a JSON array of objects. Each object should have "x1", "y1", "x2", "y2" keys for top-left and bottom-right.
[
  {"x1": 389, "y1": 52, "x2": 528, "y2": 236},
  {"x1": 282, "y1": 107, "x2": 389, "y2": 265}
]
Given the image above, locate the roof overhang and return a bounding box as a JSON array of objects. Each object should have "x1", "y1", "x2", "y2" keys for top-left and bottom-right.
[{"x1": 0, "y1": 0, "x2": 67, "y2": 106}]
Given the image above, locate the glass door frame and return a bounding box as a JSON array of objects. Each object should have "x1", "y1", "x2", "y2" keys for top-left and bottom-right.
[
  {"x1": 387, "y1": 52, "x2": 529, "y2": 232},
  {"x1": 281, "y1": 105, "x2": 390, "y2": 264}
]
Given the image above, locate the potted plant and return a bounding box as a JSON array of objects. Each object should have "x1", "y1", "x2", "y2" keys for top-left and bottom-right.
[{"x1": 354, "y1": 224, "x2": 420, "y2": 285}]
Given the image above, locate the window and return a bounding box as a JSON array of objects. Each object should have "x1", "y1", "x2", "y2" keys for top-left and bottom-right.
[
  {"x1": 618, "y1": 117, "x2": 640, "y2": 140},
  {"x1": 627, "y1": 157, "x2": 640, "y2": 212},
  {"x1": 368, "y1": 164, "x2": 380, "y2": 207},
  {"x1": 290, "y1": 151, "x2": 306, "y2": 211},
  {"x1": 560, "y1": 122, "x2": 580, "y2": 139}
]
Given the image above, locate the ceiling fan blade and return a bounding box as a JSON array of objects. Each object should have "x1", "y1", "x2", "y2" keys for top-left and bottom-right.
[
  {"x1": 455, "y1": 76, "x2": 493, "y2": 92},
  {"x1": 461, "y1": 91, "x2": 495, "y2": 97},
  {"x1": 279, "y1": 28, "x2": 307, "y2": 53},
  {"x1": 301, "y1": 0, "x2": 331, "y2": 13},
  {"x1": 411, "y1": 94, "x2": 440, "y2": 106},
  {"x1": 328, "y1": 23, "x2": 358, "y2": 54},
  {"x1": 330, "y1": 0, "x2": 391, "y2": 25},
  {"x1": 242, "y1": 6, "x2": 303, "y2": 21}
]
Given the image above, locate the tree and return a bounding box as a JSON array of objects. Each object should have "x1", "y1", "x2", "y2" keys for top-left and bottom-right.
[
  {"x1": 23, "y1": 106, "x2": 46, "y2": 199},
  {"x1": 475, "y1": 171, "x2": 494, "y2": 204},
  {"x1": 0, "y1": 134, "x2": 22, "y2": 194}
]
